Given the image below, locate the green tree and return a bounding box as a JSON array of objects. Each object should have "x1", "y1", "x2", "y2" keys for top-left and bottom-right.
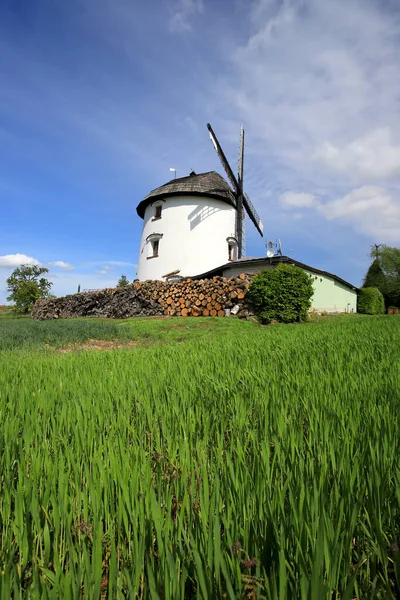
[
  {"x1": 365, "y1": 245, "x2": 400, "y2": 308},
  {"x1": 117, "y1": 275, "x2": 129, "y2": 287},
  {"x1": 6, "y1": 264, "x2": 53, "y2": 314},
  {"x1": 377, "y1": 246, "x2": 400, "y2": 308},
  {"x1": 363, "y1": 258, "x2": 387, "y2": 293},
  {"x1": 247, "y1": 264, "x2": 314, "y2": 324},
  {"x1": 357, "y1": 287, "x2": 385, "y2": 314}
]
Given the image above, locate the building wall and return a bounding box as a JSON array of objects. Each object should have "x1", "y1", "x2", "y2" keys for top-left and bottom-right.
[
  {"x1": 222, "y1": 262, "x2": 357, "y2": 313},
  {"x1": 304, "y1": 271, "x2": 357, "y2": 313},
  {"x1": 222, "y1": 264, "x2": 264, "y2": 278},
  {"x1": 136, "y1": 195, "x2": 237, "y2": 281}
]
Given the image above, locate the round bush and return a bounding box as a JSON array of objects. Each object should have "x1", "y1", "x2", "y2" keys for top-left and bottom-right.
[
  {"x1": 357, "y1": 287, "x2": 385, "y2": 315},
  {"x1": 248, "y1": 264, "x2": 314, "y2": 324}
]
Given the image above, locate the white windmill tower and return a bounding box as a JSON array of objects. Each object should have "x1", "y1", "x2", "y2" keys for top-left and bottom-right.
[{"x1": 136, "y1": 124, "x2": 264, "y2": 281}]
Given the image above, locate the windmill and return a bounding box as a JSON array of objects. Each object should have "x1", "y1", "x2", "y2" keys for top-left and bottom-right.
[{"x1": 207, "y1": 123, "x2": 264, "y2": 258}]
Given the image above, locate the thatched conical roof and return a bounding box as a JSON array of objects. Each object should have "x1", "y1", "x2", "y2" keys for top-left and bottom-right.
[{"x1": 136, "y1": 171, "x2": 236, "y2": 218}]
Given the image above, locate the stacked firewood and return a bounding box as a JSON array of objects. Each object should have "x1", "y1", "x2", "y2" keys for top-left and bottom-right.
[
  {"x1": 133, "y1": 274, "x2": 251, "y2": 317},
  {"x1": 32, "y1": 274, "x2": 252, "y2": 320}
]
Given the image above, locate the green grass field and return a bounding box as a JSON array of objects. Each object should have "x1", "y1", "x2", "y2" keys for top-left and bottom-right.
[{"x1": 1, "y1": 314, "x2": 400, "y2": 599}]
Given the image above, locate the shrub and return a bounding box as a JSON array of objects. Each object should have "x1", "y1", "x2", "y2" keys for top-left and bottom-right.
[
  {"x1": 357, "y1": 287, "x2": 385, "y2": 315},
  {"x1": 248, "y1": 264, "x2": 314, "y2": 324}
]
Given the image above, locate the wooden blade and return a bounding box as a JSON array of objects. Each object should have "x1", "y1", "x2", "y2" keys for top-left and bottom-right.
[
  {"x1": 238, "y1": 124, "x2": 244, "y2": 187},
  {"x1": 207, "y1": 123, "x2": 238, "y2": 194},
  {"x1": 243, "y1": 193, "x2": 264, "y2": 237}
]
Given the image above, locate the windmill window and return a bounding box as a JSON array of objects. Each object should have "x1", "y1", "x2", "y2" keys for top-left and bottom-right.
[
  {"x1": 227, "y1": 237, "x2": 238, "y2": 261},
  {"x1": 153, "y1": 205, "x2": 162, "y2": 220},
  {"x1": 146, "y1": 233, "x2": 163, "y2": 259},
  {"x1": 151, "y1": 200, "x2": 165, "y2": 221}
]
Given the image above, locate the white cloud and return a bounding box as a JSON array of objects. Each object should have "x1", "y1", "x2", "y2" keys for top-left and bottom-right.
[
  {"x1": 95, "y1": 265, "x2": 112, "y2": 275},
  {"x1": 168, "y1": 0, "x2": 204, "y2": 33},
  {"x1": 318, "y1": 186, "x2": 400, "y2": 242},
  {"x1": 315, "y1": 129, "x2": 400, "y2": 180},
  {"x1": 0, "y1": 253, "x2": 40, "y2": 268},
  {"x1": 48, "y1": 261, "x2": 74, "y2": 271},
  {"x1": 280, "y1": 192, "x2": 318, "y2": 209},
  {"x1": 216, "y1": 0, "x2": 400, "y2": 196},
  {"x1": 105, "y1": 260, "x2": 136, "y2": 267},
  {"x1": 290, "y1": 212, "x2": 303, "y2": 221}
]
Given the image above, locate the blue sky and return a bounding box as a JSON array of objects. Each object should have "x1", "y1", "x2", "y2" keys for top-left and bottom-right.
[{"x1": 1, "y1": 0, "x2": 400, "y2": 303}]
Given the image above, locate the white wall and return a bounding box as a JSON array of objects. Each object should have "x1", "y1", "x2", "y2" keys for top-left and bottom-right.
[{"x1": 136, "y1": 195, "x2": 237, "y2": 280}]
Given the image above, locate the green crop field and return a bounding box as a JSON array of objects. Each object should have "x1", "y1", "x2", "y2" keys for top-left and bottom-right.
[{"x1": 0, "y1": 314, "x2": 400, "y2": 599}]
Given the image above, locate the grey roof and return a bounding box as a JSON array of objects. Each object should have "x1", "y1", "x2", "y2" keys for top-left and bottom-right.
[
  {"x1": 136, "y1": 171, "x2": 236, "y2": 218},
  {"x1": 192, "y1": 255, "x2": 358, "y2": 291}
]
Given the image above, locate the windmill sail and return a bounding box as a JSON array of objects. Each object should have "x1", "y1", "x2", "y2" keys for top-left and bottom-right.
[
  {"x1": 207, "y1": 123, "x2": 263, "y2": 258},
  {"x1": 207, "y1": 124, "x2": 238, "y2": 191},
  {"x1": 236, "y1": 124, "x2": 244, "y2": 256},
  {"x1": 243, "y1": 193, "x2": 263, "y2": 236}
]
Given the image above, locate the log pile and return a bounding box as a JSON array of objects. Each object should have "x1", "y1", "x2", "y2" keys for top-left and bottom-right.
[
  {"x1": 142, "y1": 274, "x2": 251, "y2": 317},
  {"x1": 31, "y1": 275, "x2": 252, "y2": 320}
]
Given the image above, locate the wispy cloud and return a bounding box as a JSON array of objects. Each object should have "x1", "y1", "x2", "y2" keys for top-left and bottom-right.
[
  {"x1": 280, "y1": 192, "x2": 318, "y2": 209},
  {"x1": 318, "y1": 186, "x2": 400, "y2": 242},
  {"x1": 314, "y1": 129, "x2": 400, "y2": 181},
  {"x1": 168, "y1": 0, "x2": 204, "y2": 33},
  {"x1": 215, "y1": 0, "x2": 400, "y2": 196},
  {"x1": 105, "y1": 261, "x2": 136, "y2": 267},
  {"x1": 48, "y1": 261, "x2": 74, "y2": 271},
  {"x1": 0, "y1": 254, "x2": 40, "y2": 268},
  {"x1": 95, "y1": 266, "x2": 112, "y2": 275},
  {"x1": 280, "y1": 184, "x2": 400, "y2": 243}
]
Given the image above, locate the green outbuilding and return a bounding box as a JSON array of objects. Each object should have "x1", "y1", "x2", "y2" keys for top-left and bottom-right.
[{"x1": 196, "y1": 256, "x2": 358, "y2": 314}]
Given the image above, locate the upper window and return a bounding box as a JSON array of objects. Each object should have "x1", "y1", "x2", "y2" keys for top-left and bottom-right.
[{"x1": 152, "y1": 200, "x2": 164, "y2": 221}]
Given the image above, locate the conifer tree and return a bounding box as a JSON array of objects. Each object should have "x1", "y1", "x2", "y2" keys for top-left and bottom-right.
[{"x1": 117, "y1": 275, "x2": 129, "y2": 287}]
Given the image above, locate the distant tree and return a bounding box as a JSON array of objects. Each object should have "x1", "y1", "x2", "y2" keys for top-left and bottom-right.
[
  {"x1": 117, "y1": 275, "x2": 130, "y2": 287},
  {"x1": 379, "y1": 246, "x2": 400, "y2": 308},
  {"x1": 363, "y1": 258, "x2": 387, "y2": 293},
  {"x1": 363, "y1": 245, "x2": 400, "y2": 308},
  {"x1": 6, "y1": 264, "x2": 53, "y2": 313},
  {"x1": 357, "y1": 287, "x2": 385, "y2": 315}
]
